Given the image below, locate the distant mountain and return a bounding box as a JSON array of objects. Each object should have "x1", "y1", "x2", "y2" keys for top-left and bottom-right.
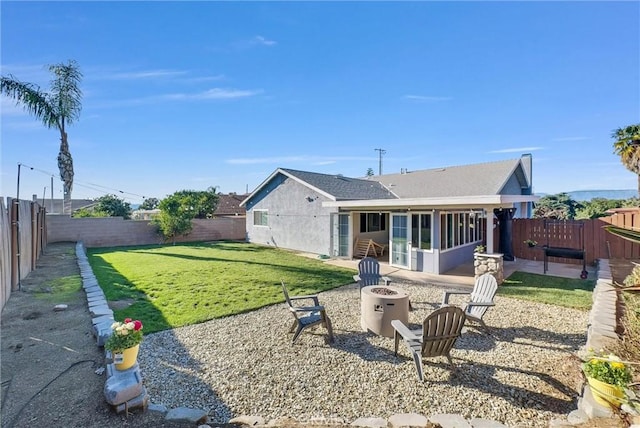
[{"x1": 536, "y1": 189, "x2": 637, "y2": 201}]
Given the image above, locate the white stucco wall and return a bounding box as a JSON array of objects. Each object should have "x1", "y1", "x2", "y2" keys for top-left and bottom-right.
[{"x1": 245, "y1": 174, "x2": 337, "y2": 256}]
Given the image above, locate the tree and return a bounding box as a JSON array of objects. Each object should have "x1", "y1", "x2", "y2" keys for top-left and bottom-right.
[
  {"x1": 73, "y1": 208, "x2": 108, "y2": 218},
  {"x1": 165, "y1": 187, "x2": 219, "y2": 219},
  {"x1": 94, "y1": 194, "x2": 132, "y2": 219},
  {"x1": 139, "y1": 197, "x2": 159, "y2": 210},
  {"x1": 72, "y1": 194, "x2": 132, "y2": 218},
  {"x1": 1, "y1": 60, "x2": 82, "y2": 214},
  {"x1": 151, "y1": 187, "x2": 219, "y2": 243},
  {"x1": 152, "y1": 196, "x2": 194, "y2": 244},
  {"x1": 366, "y1": 168, "x2": 374, "y2": 177},
  {"x1": 576, "y1": 197, "x2": 640, "y2": 219},
  {"x1": 612, "y1": 123, "x2": 640, "y2": 197},
  {"x1": 533, "y1": 193, "x2": 582, "y2": 220}
]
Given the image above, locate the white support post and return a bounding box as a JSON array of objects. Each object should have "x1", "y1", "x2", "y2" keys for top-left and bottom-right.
[{"x1": 485, "y1": 209, "x2": 494, "y2": 253}]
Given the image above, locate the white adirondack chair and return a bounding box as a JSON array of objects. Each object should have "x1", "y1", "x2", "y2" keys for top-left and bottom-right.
[{"x1": 441, "y1": 273, "x2": 498, "y2": 331}]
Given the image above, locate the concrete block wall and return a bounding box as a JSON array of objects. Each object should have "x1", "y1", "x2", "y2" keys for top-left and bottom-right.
[{"x1": 49, "y1": 216, "x2": 245, "y2": 248}]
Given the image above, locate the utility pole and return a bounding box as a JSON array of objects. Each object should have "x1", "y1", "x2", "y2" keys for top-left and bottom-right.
[{"x1": 374, "y1": 148, "x2": 386, "y2": 175}]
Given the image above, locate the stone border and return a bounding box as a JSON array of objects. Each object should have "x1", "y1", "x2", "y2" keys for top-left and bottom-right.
[{"x1": 568, "y1": 259, "x2": 640, "y2": 425}]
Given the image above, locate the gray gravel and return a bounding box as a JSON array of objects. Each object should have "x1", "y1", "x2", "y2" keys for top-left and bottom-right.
[{"x1": 139, "y1": 281, "x2": 587, "y2": 428}]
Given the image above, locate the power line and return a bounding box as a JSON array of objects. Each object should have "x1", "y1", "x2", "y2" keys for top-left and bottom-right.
[{"x1": 16, "y1": 162, "x2": 147, "y2": 199}]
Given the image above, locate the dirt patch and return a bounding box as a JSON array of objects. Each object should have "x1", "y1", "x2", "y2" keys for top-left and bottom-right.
[{"x1": 0, "y1": 242, "x2": 193, "y2": 428}]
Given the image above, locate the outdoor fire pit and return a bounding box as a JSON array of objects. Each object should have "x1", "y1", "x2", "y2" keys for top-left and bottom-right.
[{"x1": 361, "y1": 285, "x2": 410, "y2": 338}]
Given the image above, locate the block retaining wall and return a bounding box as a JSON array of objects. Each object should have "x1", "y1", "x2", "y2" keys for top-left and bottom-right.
[{"x1": 48, "y1": 215, "x2": 245, "y2": 248}]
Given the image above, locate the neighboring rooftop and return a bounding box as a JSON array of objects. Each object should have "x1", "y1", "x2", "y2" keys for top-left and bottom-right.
[{"x1": 214, "y1": 193, "x2": 248, "y2": 216}]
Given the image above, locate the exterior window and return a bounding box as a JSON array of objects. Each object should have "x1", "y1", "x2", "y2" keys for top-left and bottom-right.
[
  {"x1": 253, "y1": 210, "x2": 268, "y2": 226},
  {"x1": 411, "y1": 213, "x2": 432, "y2": 250},
  {"x1": 360, "y1": 213, "x2": 386, "y2": 233},
  {"x1": 440, "y1": 210, "x2": 484, "y2": 250}
]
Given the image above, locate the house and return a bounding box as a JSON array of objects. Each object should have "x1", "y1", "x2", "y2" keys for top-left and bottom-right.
[
  {"x1": 214, "y1": 193, "x2": 248, "y2": 217},
  {"x1": 32, "y1": 195, "x2": 94, "y2": 214},
  {"x1": 240, "y1": 154, "x2": 537, "y2": 274}
]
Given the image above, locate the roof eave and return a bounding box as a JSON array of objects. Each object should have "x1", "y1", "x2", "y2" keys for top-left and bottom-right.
[{"x1": 322, "y1": 194, "x2": 539, "y2": 209}]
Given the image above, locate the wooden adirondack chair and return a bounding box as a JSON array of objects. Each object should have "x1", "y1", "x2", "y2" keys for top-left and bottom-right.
[
  {"x1": 391, "y1": 306, "x2": 466, "y2": 381},
  {"x1": 354, "y1": 238, "x2": 377, "y2": 258},
  {"x1": 280, "y1": 281, "x2": 334, "y2": 345},
  {"x1": 441, "y1": 273, "x2": 498, "y2": 331},
  {"x1": 353, "y1": 257, "x2": 391, "y2": 291}
]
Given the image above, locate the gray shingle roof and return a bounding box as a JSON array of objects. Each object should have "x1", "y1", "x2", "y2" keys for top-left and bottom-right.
[
  {"x1": 368, "y1": 158, "x2": 524, "y2": 198},
  {"x1": 281, "y1": 168, "x2": 397, "y2": 200}
]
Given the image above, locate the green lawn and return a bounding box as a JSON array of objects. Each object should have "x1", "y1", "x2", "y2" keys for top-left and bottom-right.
[
  {"x1": 88, "y1": 241, "x2": 356, "y2": 333},
  {"x1": 500, "y1": 271, "x2": 595, "y2": 310}
]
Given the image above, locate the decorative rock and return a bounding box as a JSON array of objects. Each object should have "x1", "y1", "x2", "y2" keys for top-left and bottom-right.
[
  {"x1": 148, "y1": 402, "x2": 168, "y2": 414},
  {"x1": 547, "y1": 418, "x2": 572, "y2": 427},
  {"x1": 198, "y1": 425, "x2": 212, "y2": 428},
  {"x1": 104, "y1": 364, "x2": 144, "y2": 405},
  {"x1": 113, "y1": 387, "x2": 148, "y2": 414},
  {"x1": 566, "y1": 409, "x2": 589, "y2": 425},
  {"x1": 229, "y1": 415, "x2": 266, "y2": 426},
  {"x1": 267, "y1": 417, "x2": 298, "y2": 426},
  {"x1": 92, "y1": 315, "x2": 114, "y2": 326},
  {"x1": 351, "y1": 417, "x2": 388, "y2": 427},
  {"x1": 622, "y1": 403, "x2": 640, "y2": 416},
  {"x1": 429, "y1": 413, "x2": 472, "y2": 428},
  {"x1": 389, "y1": 413, "x2": 429, "y2": 428},
  {"x1": 53, "y1": 304, "x2": 68, "y2": 311},
  {"x1": 89, "y1": 305, "x2": 113, "y2": 317},
  {"x1": 166, "y1": 407, "x2": 209, "y2": 424},
  {"x1": 468, "y1": 419, "x2": 507, "y2": 428},
  {"x1": 473, "y1": 253, "x2": 504, "y2": 284}
]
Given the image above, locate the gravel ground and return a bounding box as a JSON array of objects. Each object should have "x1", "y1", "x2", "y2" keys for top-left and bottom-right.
[{"x1": 140, "y1": 281, "x2": 587, "y2": 428}]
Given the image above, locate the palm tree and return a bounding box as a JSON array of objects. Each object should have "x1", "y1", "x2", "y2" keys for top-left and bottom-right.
[
  {"x1": 612, "y1": 123, "x2": 640, "y2": 197},
  {"x1": 1, "y1": 60, "x2": 82, "y2": 214}
]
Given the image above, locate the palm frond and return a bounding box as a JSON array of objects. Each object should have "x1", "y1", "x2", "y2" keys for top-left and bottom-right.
[
  {"x1": 49, "y1": 60, "x2": 83, "y2": 125},
  {"x1": 0, "y1": 76, "x2": 58, "y2": 129}
]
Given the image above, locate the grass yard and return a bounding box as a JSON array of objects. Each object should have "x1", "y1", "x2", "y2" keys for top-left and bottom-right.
[
  {"x1": 88, "y1": 241, "x2": 356, "y2": 333},
  {"x1": 500, "y1": 271, "x2": 595, "y2": 310}
]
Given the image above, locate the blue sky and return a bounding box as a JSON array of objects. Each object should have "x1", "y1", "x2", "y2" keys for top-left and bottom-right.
[{"x1": 1, "y1": 1, "x2": 639, "y2": 205}]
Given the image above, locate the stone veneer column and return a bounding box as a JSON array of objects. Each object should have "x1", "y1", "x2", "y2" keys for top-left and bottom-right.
[{"x1": 474, "y1": 252, "x2": 504, "y2": 285}]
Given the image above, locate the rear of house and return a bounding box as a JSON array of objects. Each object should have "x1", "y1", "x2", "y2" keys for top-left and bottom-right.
[{"x1": 241, "y1": 155, "x2": 537, "y2": 274}]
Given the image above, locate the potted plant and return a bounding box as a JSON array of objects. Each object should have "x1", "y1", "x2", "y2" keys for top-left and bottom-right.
[
  {"x1": 524, "y1": 239, "x2": 537, "y2": 248},
  {"x1": 474, "y1": 245, "x2": 486, "y2": 254},
  {"x1": 105, "y1": 318, "x2": 144, "y2": 370},
  {"x1": 582, "y1": 350, "x2": 632, "y2": 408}
]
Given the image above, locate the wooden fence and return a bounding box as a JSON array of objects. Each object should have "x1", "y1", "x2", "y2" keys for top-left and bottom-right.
[
  {"x1": 509, "y1": 212, "x2": 640, "y2": 266},
  {"x1": 0, "y1": 198, "x2": 47, "y2": 311}
]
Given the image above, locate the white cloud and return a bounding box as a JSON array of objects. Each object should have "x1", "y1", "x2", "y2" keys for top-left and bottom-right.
[
  {"x1": 252, "y1": 36, "x2": 277, "y2": 46},
  {"x1": 163, "y1": 88, "x2": 263, "y2": 100},
  {"x1": 226, "y1": 155, "x2": 375, "y2": 165},
  {"x1": 489, "y1": 147, "x2": 543, "y2": 154},
  {"x1": 403, "y1": 95, "x2": 452, "y2": 102},
  {"x1": 105, "y1": 70, "x2": 189, "y2": 80}
]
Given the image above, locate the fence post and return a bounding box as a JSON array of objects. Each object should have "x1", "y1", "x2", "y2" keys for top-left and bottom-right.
[{"x1": 10, "y1": 199, "x2": 19, "y2": 291}]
